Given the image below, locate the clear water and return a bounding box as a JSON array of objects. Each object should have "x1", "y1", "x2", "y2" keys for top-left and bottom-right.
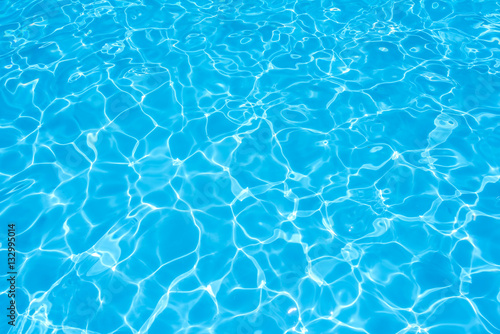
[{"x1": 1, "y1": 0, "x2": 500, "y2": 333}]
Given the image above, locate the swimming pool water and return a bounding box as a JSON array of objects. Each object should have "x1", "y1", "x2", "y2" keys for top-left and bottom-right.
[{"x1": 1, "y1": 0, "x2": 500, "y2": 333}]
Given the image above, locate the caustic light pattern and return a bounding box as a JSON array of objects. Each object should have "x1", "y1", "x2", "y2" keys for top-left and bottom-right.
[{"x1": 1, "y1": 0, "x2": 500, "y2": 333}]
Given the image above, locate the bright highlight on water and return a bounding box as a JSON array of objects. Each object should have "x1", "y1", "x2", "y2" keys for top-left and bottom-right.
[{"x1": 1, "y1": 0, "x2": 500, "y2": 333}]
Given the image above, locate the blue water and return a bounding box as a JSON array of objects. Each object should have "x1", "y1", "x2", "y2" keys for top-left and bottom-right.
[{"x1": 1, "y1": 0, "x2": 500, "y2": 333}]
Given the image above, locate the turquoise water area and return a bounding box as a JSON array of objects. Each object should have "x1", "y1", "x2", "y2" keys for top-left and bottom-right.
[{"x1": 1, "y1": 0, "x2": 500, "y2": 333}]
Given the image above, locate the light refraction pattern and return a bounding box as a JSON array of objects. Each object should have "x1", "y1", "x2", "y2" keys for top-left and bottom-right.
[{"x1": 1, "y1": 0, "x2": 500, "y2": 333}]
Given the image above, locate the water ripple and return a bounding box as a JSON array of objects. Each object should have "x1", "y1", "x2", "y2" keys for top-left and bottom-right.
[{"x1": 1, "y1": 0, "x2": 500, "y2": 333}]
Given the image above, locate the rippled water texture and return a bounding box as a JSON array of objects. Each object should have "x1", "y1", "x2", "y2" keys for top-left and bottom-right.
[{"x1": 1, "y1": 0, "x2": 500, "y2": 333}]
